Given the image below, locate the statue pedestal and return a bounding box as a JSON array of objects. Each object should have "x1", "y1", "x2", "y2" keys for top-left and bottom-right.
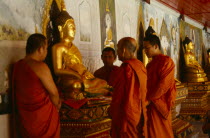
[
  {"x1": 172, "y1": 84, "x2": 194, "y2": 137},
  {"x1": 60, "y1": 99, "x2": 111, "y2": 138},
  {"x1": 179, "y1": 81, "x2": 210, "y2": 121}
]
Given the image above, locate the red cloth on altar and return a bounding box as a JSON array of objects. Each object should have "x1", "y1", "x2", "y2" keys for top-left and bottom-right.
[
  {"x1": 146, "y1": 54, "x2": 176, "y2": 138},
  {"x1": 110, "y1": 59, "x2": 148, "y2": 138},
  {"x1": 63, "y1": 98, "x2": 89, "y2": 109},
  {"x1": 94, "y1": 65, "x2": 120, "y2": 86},
  {"x1": 12, "y1": 60, "x2": 60, "y2": 138}
]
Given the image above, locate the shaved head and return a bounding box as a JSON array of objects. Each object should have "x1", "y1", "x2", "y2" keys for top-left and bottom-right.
[
  {"x1": 117, "y1": 37, "x2": 137, "y2": 61},
  {"x1": 117, "y1": 37, "x2": 137, "y2": 53}
]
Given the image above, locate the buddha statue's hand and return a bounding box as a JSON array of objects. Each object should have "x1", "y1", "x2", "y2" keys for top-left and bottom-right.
[
  {"x1": 82, "y1": 70, "x2": 94, "y2": 79},
  {"x1": 69, "y1": 64, "x2": 86, "y2": 75},
  {"x1": 193, "y1": 64, "x2": 203, "y2": 71}
]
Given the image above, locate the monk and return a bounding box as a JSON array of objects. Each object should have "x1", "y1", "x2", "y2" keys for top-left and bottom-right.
[
  {"x1": 94, "y1": 47, "x2": 120, "y2": 86},
  {"x1": 109, "y1": 37, "x2": 148, "y2": 138},
  {"x1": 12, "y1": 33, "x2": 61, "y2": 137},
  {"x1": 143, "y1": 33, "x2": 176, "y2": 138}
]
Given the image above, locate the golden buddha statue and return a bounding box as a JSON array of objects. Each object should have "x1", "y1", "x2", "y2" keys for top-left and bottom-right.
[
  {"x1": 104, "y1": 3, "x2": 114, "y2": 49},
  {"x1": 52, "y1": 9, "x2": 110, "y2": 100},
  {"x1": 182, "y1": 36, "x2": 207, "y2": 82}
]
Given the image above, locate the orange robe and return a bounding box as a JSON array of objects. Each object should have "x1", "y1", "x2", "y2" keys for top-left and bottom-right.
[
  {"x1": 12, "y1": 60, "x2": 60, "y2": 138},
  {"x1": 94, "y1": 65, "x2": 120, "y2": 86},
  {"x1": 146, "y1": 54, "x2": 176, "y2": 138},
  {"x1": 110, "y1": 59, "x2": 148, "y2": 138}
]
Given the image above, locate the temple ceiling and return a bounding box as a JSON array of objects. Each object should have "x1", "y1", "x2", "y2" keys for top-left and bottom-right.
[{"x1": 156, "y1": 0, "x2": 210, "y2": 29}]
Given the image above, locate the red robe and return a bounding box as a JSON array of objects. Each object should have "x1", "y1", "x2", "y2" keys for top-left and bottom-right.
[
  {"x1": 94, "y1": 65, "x2": 120, "y2": 86},
  {"x1": 110, "y1": 59, "x2": 148, "y2": 138},
  {"x1": 12, "y1": 60, "x2": 60, "y2": 138},
  {"x1": 146, "y1": 54, "x2": 176, "y2": 138}
]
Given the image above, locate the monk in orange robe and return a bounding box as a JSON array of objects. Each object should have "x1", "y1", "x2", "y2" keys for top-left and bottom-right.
[
  {"x1": 12, "y1": 34, "x2": 61, "y2": 138},
  {"x1": 94, "y1": 47, "x2": 120, "y2": 86},
  {"x1": 109, "y1": 37, "x2": 148, "y2": 138},
  {"x1": 143, "y1": 32, "x2": 176, "y2": 138}
]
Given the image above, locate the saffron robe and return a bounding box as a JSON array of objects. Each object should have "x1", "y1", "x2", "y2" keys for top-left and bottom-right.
[
  {"x1": 94, "y1": 65, "x2": 120, "y2": 86},
  {"x1": 12, "y1": 60, "x2": 60, "y2": 138},
  {"x1": 146, "y1": 54, "x2": 176, "y2": 138},
  {"x1": 110, "y1": 59, "x2": 148, "y2": 138}
]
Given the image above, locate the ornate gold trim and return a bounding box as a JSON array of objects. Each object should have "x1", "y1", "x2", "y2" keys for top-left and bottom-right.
[{"x1": 86, "y1": 128, "x2": 110, "y2": 137}]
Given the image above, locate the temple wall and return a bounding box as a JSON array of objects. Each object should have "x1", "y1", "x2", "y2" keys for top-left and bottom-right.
[
  {"x1": 0, "y1": 114, "x2": 10, "y2": 138},
  {"x1": 0, "y1": 0, "x2": 210, "y2": 137},
  {"x1": 64, "y1": 0, "x2": 140, "y2": 71}
]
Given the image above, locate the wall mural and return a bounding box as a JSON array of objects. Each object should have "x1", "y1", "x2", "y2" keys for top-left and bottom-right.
[
  {"x1": 203, "y1": 32, "x2": 210, "y2": 66},
  {"x1": 79, "y1": 0, "x2": 92, "y2": 43},
  {"x1": 122, "y1": 13, "x2": 131, "y2": 37},
  {"x1": 0, "y1": 0, "x2": 46, "y2": 37},
  {"x1": 0, "y1": 24, "x2": 29, "y2": 41},
  {"x1": 99, "y1": 0, "x2": 117, "y2": 50},
  {"x1": 205, "y1": 33, "x2": 210, "y2": 50},
  {"x1": 160, "y1": 19, "x2": 170, "y2": 56}
]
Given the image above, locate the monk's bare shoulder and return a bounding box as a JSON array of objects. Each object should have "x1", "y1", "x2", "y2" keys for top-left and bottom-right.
[{"x1": 28, "y1": 61, "x2": 51, "y2": 78}]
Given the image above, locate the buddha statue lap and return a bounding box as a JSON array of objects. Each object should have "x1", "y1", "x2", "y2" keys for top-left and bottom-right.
[
  {"x1": 52, "y1": 9, "x2": 110, "y2": 100},
  {"x1": 182, "y1": 36, "x2": 207, "y2": 82}
]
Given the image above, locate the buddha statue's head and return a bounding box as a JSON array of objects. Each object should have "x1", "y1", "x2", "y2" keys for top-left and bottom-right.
[
  {"x1": 55, "y1": 9, "x2": 76, "y2": 42},
  {"x1": 183, "y1": 36, "x2": 193, "y2": 51}
]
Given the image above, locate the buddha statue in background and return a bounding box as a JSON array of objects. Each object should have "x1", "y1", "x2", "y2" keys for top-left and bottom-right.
[
  {"x1": 52, "y1": 9, "x2": 110, "y2": 100},
  {"x1": 104, "y1": 9, "x2": 114, "y2": 49},
  {"x1": 182, "y1": 36, "x2": 207, "y2": 82}
]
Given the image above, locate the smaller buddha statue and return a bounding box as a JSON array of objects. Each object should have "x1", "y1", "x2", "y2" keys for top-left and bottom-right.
[
  {"x1": 104, "y1": 4, "x2": 114, "y2": 49},
  {"x1": 182, "y1": 36, "x2": 207, "y2": 82},
  {"x1": 52, "y1": 9, "x2": 110, "y2": 100}
]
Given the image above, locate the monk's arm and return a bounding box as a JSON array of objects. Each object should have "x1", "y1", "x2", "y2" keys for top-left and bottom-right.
[
  {"x1": 149, "y1": 59, "x2": 175, "y2": 100},
  {"x1": 39, "y1": 63, "x2": 61, "y2": 110}
]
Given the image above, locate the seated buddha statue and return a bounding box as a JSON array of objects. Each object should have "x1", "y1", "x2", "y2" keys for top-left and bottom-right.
[
  {"x1": 52, "y1": 9, "x2": 110, "y2": 100},
  {"x1": 182, "y1": 36, "x2": 207, "y2": 82}
]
